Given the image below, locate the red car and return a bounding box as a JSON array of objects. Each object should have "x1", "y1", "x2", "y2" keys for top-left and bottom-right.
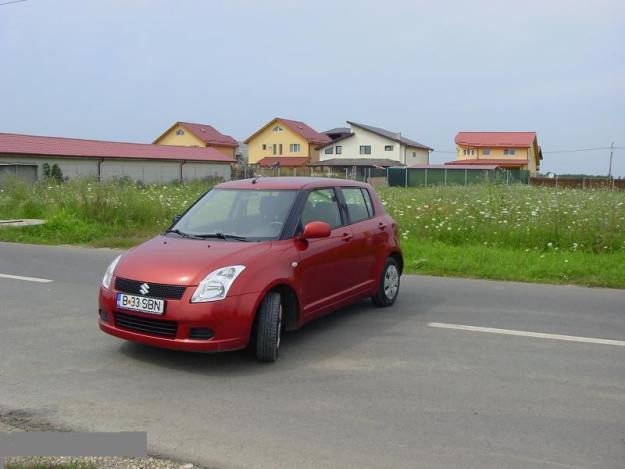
[{"x1": 99, "y1": 177, "x2": 402, "y2": 362}]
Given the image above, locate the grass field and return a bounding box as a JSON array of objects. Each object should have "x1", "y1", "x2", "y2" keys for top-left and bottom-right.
[{"x1": 0, "y1": 178, "x2": 623, "y2": 287}]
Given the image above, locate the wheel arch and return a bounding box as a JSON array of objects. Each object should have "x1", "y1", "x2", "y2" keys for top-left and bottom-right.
[
  {"x1": 389, "y1": 249, "x2": 404, "y2": 275},
  {"x1": 250, "y1": 280, "x2": 301, "y2": 338}
]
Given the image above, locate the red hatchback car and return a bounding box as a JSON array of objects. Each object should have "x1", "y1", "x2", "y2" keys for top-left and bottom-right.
[{"x1": 99, "y1": 177, "x2": 402, "y2": 362}]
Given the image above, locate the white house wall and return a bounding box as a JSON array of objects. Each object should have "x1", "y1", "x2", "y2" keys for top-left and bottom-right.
[
  {"x1": 320, "y1": 126, "x2": 401, "y2": 162},
  {"x1": 403, "y1": 146, "x2": 429, "y2": 165},
  {"x1": 319, "y1": 126, "x2": 429, "y2": 164}
]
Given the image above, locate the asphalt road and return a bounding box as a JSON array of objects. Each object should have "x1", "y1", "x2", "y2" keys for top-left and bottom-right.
[{"x1": 0, "y1": 241, "x2": 624, "y2": 469}]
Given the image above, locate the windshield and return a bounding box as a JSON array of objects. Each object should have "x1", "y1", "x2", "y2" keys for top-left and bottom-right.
[{"x1": 170, "y1": 188, "x2": 297, "y2": 241}]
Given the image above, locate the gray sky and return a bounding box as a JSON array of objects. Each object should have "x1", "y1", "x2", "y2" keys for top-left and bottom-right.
[{"x1": 1, "y1": 0, "x2": 624, "y2": 176}]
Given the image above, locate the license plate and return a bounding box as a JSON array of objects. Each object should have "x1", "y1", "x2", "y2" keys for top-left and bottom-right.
[{"x1": 116, "y1": 293, "x2": 165, "y2": 315}]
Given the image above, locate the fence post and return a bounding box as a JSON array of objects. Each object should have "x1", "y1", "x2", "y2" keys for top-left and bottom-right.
[
  {"x1": 444, "y1": 169, "x2": 447, "y2": 186},
  {"x1": 555, "y1": 175, "x2": 558, "y2": 188},
  {"x1": 464, "y1": 169, "x2": 467, "y2": 186},
  {"x1": 506, "y1": 170, "x2": 509, "y2": 185},
  {"x1": 582, "y1": 177, "x2": 585, "y2": 190},
  {"x1": 424, "y1": 169, "x2": 428, "y2": 187},
  {"x1": 405, "y1": 168, "x2": 408, "y2": 188}
]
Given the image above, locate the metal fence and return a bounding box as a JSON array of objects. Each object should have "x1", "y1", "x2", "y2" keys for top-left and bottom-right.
[
  {"x1": 530, "y1": 176, "x2": 625, "y2": 190},
  {"x1": 388, "y1": 167, "x2": 529, "y2": 187},
  {"x1": 231, "y1": 165, "x2": 387, "y2": 183}
]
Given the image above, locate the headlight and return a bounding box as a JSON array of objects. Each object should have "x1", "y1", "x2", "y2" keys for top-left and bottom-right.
[
  {"x1": 101, "y1": 255, "x2": 121, "y2": 289},
  {"x1": 191, "y1": 265, "x2": 245, "y2": 303}
]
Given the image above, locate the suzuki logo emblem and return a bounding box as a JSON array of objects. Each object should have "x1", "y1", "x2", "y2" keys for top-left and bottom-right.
[{"x1": 139, "y1": 283, "x2": 150, "y2": 295}]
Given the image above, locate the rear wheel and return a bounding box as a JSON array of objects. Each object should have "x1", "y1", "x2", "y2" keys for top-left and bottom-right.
[
  {"x1": 372, "y1": 258, "x2": 400, "y2": 307},
  {"x1": 255, "y1": 291, "x2": 283, "y2": 362}
]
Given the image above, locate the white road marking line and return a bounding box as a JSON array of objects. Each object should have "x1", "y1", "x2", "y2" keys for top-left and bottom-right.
[
  {"x1": 428, "y1": 322, "x2": 625, "y2": 348},
  {"x1": 0, "y1": 273, "x2": 53, "y2": 283}
]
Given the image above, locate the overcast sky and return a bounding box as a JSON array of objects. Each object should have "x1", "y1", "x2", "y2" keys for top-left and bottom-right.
[{"x1": 1, "y1": 0, "x2": 624, "y2": 175}]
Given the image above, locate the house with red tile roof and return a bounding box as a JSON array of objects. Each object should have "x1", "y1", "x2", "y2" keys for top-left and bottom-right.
[
  {"x1": 244, "y1": 118, "x2": 331, "y2": 167},
  {"x1": 0, "y1": 132, "x2": 234, "y2": 183},
  {"x1": 448, "y1": 132, "x2": 542, "y2": 175},
  {"x1": 154, "y1": 121, "x2": 238, "y2": 159}
]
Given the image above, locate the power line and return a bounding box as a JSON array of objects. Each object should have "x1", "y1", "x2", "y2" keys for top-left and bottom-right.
[
  {"x1": 0, "y1": 0, "x2": 27, "y2": 5},
  {"x1": 543, "y1": 147, "x2": 614, "y2": 153}
]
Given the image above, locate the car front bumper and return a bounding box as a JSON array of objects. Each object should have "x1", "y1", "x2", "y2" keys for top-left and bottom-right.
[{"x1": 98, "y1": 283, "x2": 261, "y2": 352}]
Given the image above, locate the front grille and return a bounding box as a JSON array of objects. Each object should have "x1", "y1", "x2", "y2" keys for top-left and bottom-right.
[
  {"x1": 115, "y1": 278, "x2": 186, "y2": 300},
  {"x1": 114, "y1": 312, "x2": 178, "y2": 338},
  {"x1": 189, "y1": 328, "x2": 214, "y2": 340}
]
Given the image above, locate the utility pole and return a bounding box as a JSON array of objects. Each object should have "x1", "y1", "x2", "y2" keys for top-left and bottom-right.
[{"x1": 608, "y1": 142, "x2": 614, "y2": 179}]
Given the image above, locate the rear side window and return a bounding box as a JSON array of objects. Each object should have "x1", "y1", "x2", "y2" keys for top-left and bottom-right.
[
  {"x1": 342, "y1": 187, "x2": 371, "y2": 223},
  {"x1": 301, "y1": 188, "x2": 342, "y2": 229},
  {"x1": 361, "y1": 188, "x2": 374, "y2": 217}
]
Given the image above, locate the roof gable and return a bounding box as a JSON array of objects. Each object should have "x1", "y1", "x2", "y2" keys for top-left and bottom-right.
[
  {"x1": 154, "y1": 121, "x2": 237, "y2": 146},
  {"x1": 455, "y1": 132, "x2": 537, "y2": 148},
  {"x1": 244, "y1": 118, "x2": 331, "y2": 145}
]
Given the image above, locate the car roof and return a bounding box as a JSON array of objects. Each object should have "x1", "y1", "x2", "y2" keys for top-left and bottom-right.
[{"x1": 216, "y1": 177, "x2": 370, "y2": 190}]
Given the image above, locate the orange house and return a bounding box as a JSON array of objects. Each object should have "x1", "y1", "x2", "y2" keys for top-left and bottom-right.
[{"x1": 448, "y1": 132, "x2": 542, "y2": 175}]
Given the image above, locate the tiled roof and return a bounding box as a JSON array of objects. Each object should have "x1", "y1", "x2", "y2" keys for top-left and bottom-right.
[
  {"x1": 256, "y1": 156, "x2": 310, "y2": 167},
  {"x1": 455, "y1": 132, "x2": 537, "y2": 148},
  {"x1": 277, "y1": 118, "x2": 331, "y2": 144},
  {"x1": 177, "y1": 122, "x2": 237, "y2": 146},
  {"x1": 245, "y1": 118, "x2": 331, "y2": 145},
  {"x1": 0, "y1": 132, "x2": 235, "y2": 162},
  {"x1": 323, "y1": 127, "x2": 351, "y2": 135},
  {"x1": 346, "y1": 121, "x2": 433, "y2": 150},
  {"x1": 445, "y1": 159, "x2": 528, "y2": 167}
]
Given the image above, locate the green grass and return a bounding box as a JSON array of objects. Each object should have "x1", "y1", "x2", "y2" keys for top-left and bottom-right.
[
  {"x1": 0, "y1": 178, "x2": 212, "y2": 248},
  {"x1": 0, "y1": 178, "x2": 623, "y2": 288}
]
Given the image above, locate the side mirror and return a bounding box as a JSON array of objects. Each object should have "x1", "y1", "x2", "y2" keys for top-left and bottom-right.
[{"x1": 302, "y1": 221, "x2": 331, "y2": 239}]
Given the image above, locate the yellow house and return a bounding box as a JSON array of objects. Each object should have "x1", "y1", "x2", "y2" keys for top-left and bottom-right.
[
  {"x1": 244, "y1": 117, "x2": 331, "y2": 167},
  {"x1": 448, "y1": 132, "x2": 542, "y2": 175},
  {"x1": 154, "y1": 121, "x2": 238, "y2": 159}
]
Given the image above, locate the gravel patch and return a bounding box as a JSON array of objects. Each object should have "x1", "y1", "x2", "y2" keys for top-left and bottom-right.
[{"x1": 0, "y1": 412, "x2": 205, "y2": 469}]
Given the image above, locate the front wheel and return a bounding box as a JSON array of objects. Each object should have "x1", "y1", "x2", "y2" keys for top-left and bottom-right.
[
  {"x1": 372, "y1": 258, "x2": 400, "y2": 307},
  {"x1": 255, "y1": 291, "x2": 283, "y2": 362}
]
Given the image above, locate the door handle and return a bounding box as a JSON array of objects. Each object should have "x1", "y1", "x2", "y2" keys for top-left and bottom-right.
[
  {"x1": 378, "y1": 222, "x2": 388, "y2": 230},
  {"x1": 342, "y1": 232, "x2": 353, "y2": 242}
]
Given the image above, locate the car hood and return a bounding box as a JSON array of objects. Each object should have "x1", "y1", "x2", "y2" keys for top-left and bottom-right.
[{"x1": 114, "y1": 235, "x2": 271, "y2": 286}]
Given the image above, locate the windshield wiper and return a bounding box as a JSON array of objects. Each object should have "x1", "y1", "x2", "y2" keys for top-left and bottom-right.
[
  {"x1": 192, "y1": 232, "x2": 251, "y2": 242},
  {"x1": 164, "y1": 228, "x2": 197, "y2": 239}
]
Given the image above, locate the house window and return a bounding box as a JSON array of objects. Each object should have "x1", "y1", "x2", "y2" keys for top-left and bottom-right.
[
  {"x1": 413, "y1": 152, "x2": 416, "y2": 157},
  {"x1": 384, "y1": 145, "x2": 394, "y2": 151},
  {"x1": 262, "y1": 144, "x2": 267, "y2": 150},
  {"x1": 360, "y1": 145, "x2": 371, "y2": 155},
  {"x1": 273, "y1": 125, "x2": 283, "y2": 132},
  {"x1": 483, "y1": 148, "x2": 491, "y2": 155},
  {"x1": 336, "y1": 146, "x2": 342, "y2": 155},
  {"x1": 279, "y1": 144, "x2": 283, "y2": 154},
  {"x1": 324, "y1": 147, "x2": 334, "y2": 155},
  {"x1": 176, "y1": 128, "x2": 185, "y2": 136},
  {"x1": 289, "y1": 143, "x2": 301, "y2": 152},
  {"x1": 504, "y1": 148, "x2": 516, "y2": 156},
  {"x1": 272, "y1": 144, "x2": 277, "y2": 155}
]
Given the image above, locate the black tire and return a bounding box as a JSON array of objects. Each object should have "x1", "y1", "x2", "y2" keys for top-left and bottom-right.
[
  {"x1": 255, "y1": 291, "x2": 283, "y2": 362},
  {"x1": 372, "y1": 258, "x2": 401, "y2": 307}
]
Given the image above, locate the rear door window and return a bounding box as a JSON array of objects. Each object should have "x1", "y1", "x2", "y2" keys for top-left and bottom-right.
[{"x1": 342, "y1": 187, "x2": 371, "y2": 223}]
